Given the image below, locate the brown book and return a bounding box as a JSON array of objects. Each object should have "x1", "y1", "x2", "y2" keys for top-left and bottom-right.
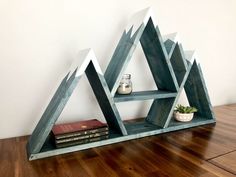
[
  {"x1": 55, "y1": 131, "x2": 109, "y2": 144},
  {"x1": 56, "y1": 135, "x2": 109, "y2": 148},
  {"x1": 52, "y1": 119, "x2": 108, "y2": 139},
  {"x1": 55, "y1": 127, "x2": 108, "y2": 140}
]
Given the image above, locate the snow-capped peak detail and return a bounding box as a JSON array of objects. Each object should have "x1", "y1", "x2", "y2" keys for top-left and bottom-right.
[
  {"x1": 185, "y1": 50, "x2": 197, "y2": 64},
  {"x1": 163, "y1": 33, "x2": 179, "y2": 43},
  {"x1": 68, "y1": 48, "x2": 103, "y2": 79},
  {"x1": 125, "y1": 7, "x2": 157, "y2": 37}
]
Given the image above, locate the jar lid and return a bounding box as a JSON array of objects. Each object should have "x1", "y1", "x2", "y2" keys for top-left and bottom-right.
[{"x1": 122, "y1": 74, "x2": 131, "y2": 79}]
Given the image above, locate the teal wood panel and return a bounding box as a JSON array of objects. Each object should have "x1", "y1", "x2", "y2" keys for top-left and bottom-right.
[
  {"x1": 114, "y1": 90, "x2": 177, "y2": 102},
  {"x1": 184, "y1": 61, "x2": 215, "y2": 120},
  {"x1": 146, "y1": 98, "x2": 175, "y2": 126},
  {"x1": 124, "y1": 120, "x2": 161, "y2": 134},
  {"x1": 169, "y1": 43, "x2": 188, "y2": 86},
  {"x1": 27, "y1": 75, "x2": 69, "y2": 156},
  {"x1": 85, "y1": 62, "x2": 127, "y2": 135},
  {"x1": 162, "y1": 53, "x2": 195, "y2": 128},
  {"x1": 104, "y1": 25, "x2": 145, "y2": 96},
  {"x1": 140, "y1": 18, "x2": 179, "y2": 92},
  {"x1": 27, "y1": 70, "x2": 80, "y2": 154},
  {"x1": 145, "y1": 41, "x2": 188, "y2": 127},
  {"x1": 164, "y1": 39, "x2": 176, "y2": 55},
  {"x1": 164, "y1": 58, "x2": 215, "y2": 128},
  {"x1": 168, "y1": 115, "x2": 214, "y2": 127}
]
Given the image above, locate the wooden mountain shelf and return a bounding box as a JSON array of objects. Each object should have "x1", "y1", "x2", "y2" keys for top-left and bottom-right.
[{"x1": 27, "y1": 7, "x2": 215, "y2": 160}]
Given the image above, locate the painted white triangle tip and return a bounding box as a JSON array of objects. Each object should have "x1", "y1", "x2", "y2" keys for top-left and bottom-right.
[
  {"x1": 185, "y1": 50, "x2": 196, "y2": 64},
  {"x1": 68, "y1": 48, "x2": 102, "y2": 79},
  {"x1": 163, "y1": 32, "x2": 179, "y2": 43},
  {"x1": 125, "y1": 7, "x2": 156, "y2": 37}
]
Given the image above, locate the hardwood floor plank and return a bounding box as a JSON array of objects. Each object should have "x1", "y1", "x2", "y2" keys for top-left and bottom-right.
[
  {"x1": 198, "y1": 126, "x2": 236, "y2": 148},
  {"x1": 95, "y1": 143, "x2": 154, "y2": 177},
  {"x1": 126, "y1": 139, "x2": 204, "y2": 177},
  {"x1": 166, "y1": 129, "x2": 234, "y2": 159},
  {"x1": 150, "y1": 136, "x2": 235, "y2": 177},
  {"x1": 209, "y1": 151, "x2": 236, "y2": 175}
]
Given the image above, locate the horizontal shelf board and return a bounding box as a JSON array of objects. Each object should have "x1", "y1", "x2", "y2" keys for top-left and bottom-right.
[
  {"x1": 124, "y1": 120, "x2": 162, "y2": 134},
  {"x1": 168, "y1": 116, "x2": 214, "y2": 128},
  {"x1": 29, "y1": 118, "x2": 215, "y2": 160},
  {"x1": 114, "y1": 90, "x2": 177, "y2": 102}
]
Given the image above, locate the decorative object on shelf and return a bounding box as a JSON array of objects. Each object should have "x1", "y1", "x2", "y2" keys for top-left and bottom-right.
[
  {"x1": 117, "y1": 74, "x2": 132, "y2": 95},
  {"x1": 52, "y1": 119, "x2": 109, "y2": 148},
  {"x1": 174, "y1": 104, "x2": 197, "y2": 122},
  {"x1": 26, "y1": 7, "x2": 215, "y2": 160}
]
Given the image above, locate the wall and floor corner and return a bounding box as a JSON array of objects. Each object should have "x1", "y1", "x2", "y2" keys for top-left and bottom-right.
[{"x1": 0, "y1": 0, "x2": 236, "y2": 139}]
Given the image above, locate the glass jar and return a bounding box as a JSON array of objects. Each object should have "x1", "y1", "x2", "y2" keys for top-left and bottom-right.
[{"x1": 117, "y1": 74, "x2": 132, "y2": 94}]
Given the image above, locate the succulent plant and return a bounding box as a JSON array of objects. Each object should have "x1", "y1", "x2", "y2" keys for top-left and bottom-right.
[{"x1": 175, "y1": 104, "x2": 198, "y2": 114}]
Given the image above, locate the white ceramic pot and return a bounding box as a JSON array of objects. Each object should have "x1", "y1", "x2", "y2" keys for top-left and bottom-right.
[{"x1": 174, "y1": 112, "x2": 194, "y2": 122}]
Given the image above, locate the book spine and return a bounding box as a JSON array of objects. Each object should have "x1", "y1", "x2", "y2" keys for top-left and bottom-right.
[
  {"x1": 88, "y1": 131, "x2": 108, "y2": 138},
  {"x1": 56, "y1": 139, "x2": 89, "y2": 148},
  {"x1": 89, "y1": 127, "x2": 108, "y2": 134},
  {"x1": 89, "y1": 135, "x2": 108, "y2": 142},
  {"x1": 55, "y1": 127, "x2": 108, "y2": 140},
  {"x1": 55, "y1": 135, "x2": 90, "y2": 144},
  {"x1": 56, "y1": 135, "x2": 109, "y2": 148},
  {"x1": 55, "y1": 131, "x2": 86, "y2": 140},
  {"x1": 55, "y1": 131, "x2": 109, "y2": 144}
]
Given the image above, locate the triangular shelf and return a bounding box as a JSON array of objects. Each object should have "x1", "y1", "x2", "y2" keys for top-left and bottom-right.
[
  {"x1": 104, "y1": 7, "x2": 179, "y2": 96},
  {"x1": 149, "y1": 34, "x2": 215, "y2": 129},
  {"x1": 27, "y1": 49, "x2": 127, "y2": 159},
  {"x1": 104, "y1": 8, "x2": 180, "y2": 131},
  {"x1": 27, "y1": 8, "x2": 215, "y2": 160}
]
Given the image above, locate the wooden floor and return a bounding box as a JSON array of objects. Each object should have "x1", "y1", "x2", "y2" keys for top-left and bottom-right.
[{"x1": 0, "y1": 104, "x2": 236, "y2": 177}]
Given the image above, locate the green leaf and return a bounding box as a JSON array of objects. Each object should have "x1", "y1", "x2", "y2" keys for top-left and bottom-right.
[{"x1": 175, "y1": 104, "x2": 198, "y2": 113}]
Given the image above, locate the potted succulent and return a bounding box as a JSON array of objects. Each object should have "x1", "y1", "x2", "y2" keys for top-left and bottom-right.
[{"x1": 174, "y1": 104, "x2": 198, "y2": 122}]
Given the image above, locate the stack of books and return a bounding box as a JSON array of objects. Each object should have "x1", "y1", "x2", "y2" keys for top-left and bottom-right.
[{"x1": 52, "y1": 119, "x2": 109, "y2": 148}]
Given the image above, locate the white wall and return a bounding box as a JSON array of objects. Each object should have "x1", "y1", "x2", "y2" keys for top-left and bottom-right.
[{"x1": 0, "y1": 0, "x2": 236, "y2": 139}]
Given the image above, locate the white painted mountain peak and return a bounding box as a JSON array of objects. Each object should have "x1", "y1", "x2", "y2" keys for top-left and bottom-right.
[
  {"x1": 68, "y1": 48, "x2": 103, "y2": 79},
  {"x1": 125, "y1": 7, "x2": 157, "y2": 37},
  {"x1": 163, "y1": 33, "x2": 179, "y2": 43},
  {"x1": 185, "y1": 50, "x2": 197, "y2": 64}
]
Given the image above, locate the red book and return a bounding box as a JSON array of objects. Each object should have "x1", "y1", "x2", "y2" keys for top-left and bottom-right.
[{"x1": 52, "y1": 119, "x2": 108, "y2": 137}]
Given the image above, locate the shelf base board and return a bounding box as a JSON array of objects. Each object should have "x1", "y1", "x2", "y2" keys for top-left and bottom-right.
[
  {"x1": 124, "y1": 119, "x2": 162, "y2": 134},
  {"x1": 29, "y1": 119, "x2": 215, "y2": 160}
]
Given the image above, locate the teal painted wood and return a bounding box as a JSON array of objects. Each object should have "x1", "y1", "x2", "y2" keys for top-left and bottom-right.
[
  {"x1": 124, "y1": 120, "x2": 161, "y2": 134},
  {"x1": 184, "y1": 61, "x2": 215, "y2": 120},
  {"x1": 164, "y1": 39, "x2": 175, "y2": 55},
  {"x1": 27, "y1": 73, "x2": 69, "y2": 155},
  {"x1": 27, "y1": 69, "x2": 81, "y2": 154},
  {"x1": 104, "y1": 25, "x2": 145, "y2": 96},
  {"x1": 140, "y1": 18, "x2": 179, "y2": 92},
  {"x1": 145, "y1": 41, "x2": 187, "y2": 127},
  {"x1": 85, "y1": 61, "x2": 127, "y2": 135},
  {"x1": 114, "y1": 90, "x2": 177, "y2": 102},
  {"x1": 162, "y1": 49, "x2": 195, "y2": 128},
  {"x1": 163, "y1": 56, "x2": 215, "y2": 128},
  {"x1": 27, "y1": 58, "x2": 131, "y2": 158},
  {"x1": 28, "y1": 118, "x2": 215, "y2": 160},
  {"x1": 168, "y1": 115, "x2": 214, "y2": 127},
  {"x1": 169, "y1": 43, "x2": 188, "y2": 86},
  {"x1": 146, "y1": 98, "x2": 175, "y2": 127}
]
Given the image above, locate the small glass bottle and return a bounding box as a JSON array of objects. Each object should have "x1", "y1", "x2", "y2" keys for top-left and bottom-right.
[{"x1": 117, "y1": 74, "x2": 132, "y2": 94}]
